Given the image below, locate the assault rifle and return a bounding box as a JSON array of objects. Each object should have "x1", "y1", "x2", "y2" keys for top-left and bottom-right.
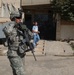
[{"x1": 16, "y1": 23, "x2": 37, "y2": 61}]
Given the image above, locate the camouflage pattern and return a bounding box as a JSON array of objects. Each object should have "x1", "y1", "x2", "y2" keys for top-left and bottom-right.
[
  {"x1": 3, "y1": 21, "x2": 26, "y2": 75},
  {"x1": 3, "y1": 10, "x2": 26, "y2": 75},
  {"x1": 10, "y1": 11, "x2": 21, "y2": 20},
  {"x1": 8, "y1": 56, "x2": 25, "y2": 75},
  {"x1": 3, "y1": 21, "x2": 15, "y2": 36}
]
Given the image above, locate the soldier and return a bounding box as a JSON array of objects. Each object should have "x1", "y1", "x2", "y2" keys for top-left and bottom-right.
[{"x1": 3, "y1": 10, "x2": 26, "y2": 75}]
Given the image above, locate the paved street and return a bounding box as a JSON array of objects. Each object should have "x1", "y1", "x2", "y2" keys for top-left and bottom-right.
[{"x1": 0, "y1": 40, "x2": 74, "y2": 75}]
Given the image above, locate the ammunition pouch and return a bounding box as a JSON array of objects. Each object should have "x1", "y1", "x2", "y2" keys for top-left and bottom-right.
[
  {"x1": 18, "y1": 43, "x2": 27, "y2": 54},
  {"x1": 9, "y1": 46, "x2": 18, "y2": 51}
]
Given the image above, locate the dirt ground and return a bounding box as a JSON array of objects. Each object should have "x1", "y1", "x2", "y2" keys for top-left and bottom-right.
[{"x1": 0, "y1": 40, "x2": 74, "y2": 75}]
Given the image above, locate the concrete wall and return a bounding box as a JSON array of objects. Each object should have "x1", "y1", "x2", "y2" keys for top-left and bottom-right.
[
  {"x1": 0, "y1": 0, "x2": 1, "y2": 7},
  {"x1": 2, "y1": 0, "x2": 20, "y2": 8},
  {"x1": 60, "y1": 21, "x2": 74, "y2": 40},
  {"x1": 22, "y1": 0, "x2": 52, "y2": 6},
  {"x1": 60, "y1": 25, "x2": 74, "y2": 40},
  {"x1": 0, "y1": 0, "x2": 20, "y2": 22}
]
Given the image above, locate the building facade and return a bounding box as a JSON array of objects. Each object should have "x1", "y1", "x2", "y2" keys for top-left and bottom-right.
[
  {"x1": 21, "y1": 0, "x2": 74, "y2": 40},
  {"x1": 0, "y1": 0, "x2": 74, "y2": 40},
  {"x1": 0, "y1": 0, "x2": 20, "y2": 22}
]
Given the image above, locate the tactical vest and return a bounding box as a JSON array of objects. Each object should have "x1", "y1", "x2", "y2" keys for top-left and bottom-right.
[{"x1": 3, "y1": 21, "x2": 23, "y2": 57}]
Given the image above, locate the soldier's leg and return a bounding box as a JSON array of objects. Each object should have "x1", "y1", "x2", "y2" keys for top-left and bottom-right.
[{"x1": 8, "y1": 56, "x2": 25, "y2": 75}]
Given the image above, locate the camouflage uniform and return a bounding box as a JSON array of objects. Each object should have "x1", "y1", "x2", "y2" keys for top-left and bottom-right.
[{"x1": 3, "y1": 11, "x2": 25, "y2": 75}]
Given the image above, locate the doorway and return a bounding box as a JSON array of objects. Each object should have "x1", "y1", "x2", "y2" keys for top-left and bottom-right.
[
  {"x1": 25, "y1": 14, "x2": 32, "y2": 30},
  {"x1": 24, "y1": 13, "x2": 56, "y2": 40}
]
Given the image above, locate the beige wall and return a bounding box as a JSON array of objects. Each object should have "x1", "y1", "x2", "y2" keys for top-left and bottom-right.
[
  {"x1": 22, "y1": 0, "x2": 52, "y2": 6},
  {"x1": 0, "y1": 0, "x2": 1, "y2": 17},
  {"x1": 2, "y1": 0, "x2": 20, "y2": 8},
  {"x1": 0, "y1": 0, "x2": 20, "y2": 22},
  {"x1": 55, "y1": 14, "x2": 74, "y2": 40},
  {"x1": 60, "y1": 20, "x2": 74, "y2": 40},
  {"x1": 0, "y1": 0, "x2": 1, "y2": 7},
  {"x1": 60, "y1": 25, "x2": 74, "y2": 40}
]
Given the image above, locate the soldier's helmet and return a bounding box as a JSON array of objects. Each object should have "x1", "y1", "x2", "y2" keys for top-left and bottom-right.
[{"x1": 10, "y1": 11, "x2": 21, "y2": 20}]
